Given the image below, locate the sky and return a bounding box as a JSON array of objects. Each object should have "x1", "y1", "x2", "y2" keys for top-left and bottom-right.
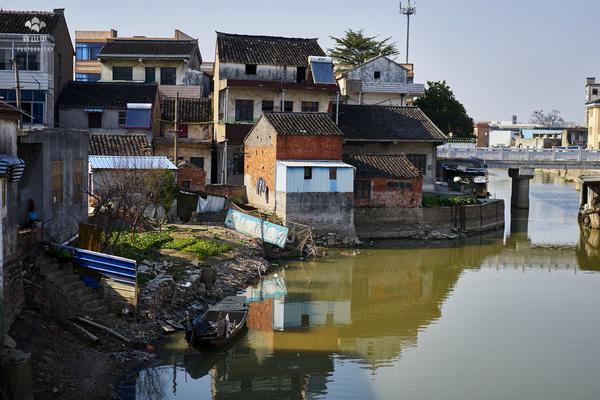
[{"x1": 3, "y1": 0, "x2": 598, "y2": 124}]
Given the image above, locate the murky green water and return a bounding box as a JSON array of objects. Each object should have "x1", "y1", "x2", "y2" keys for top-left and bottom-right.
[{"x1": 125, "y1": 170, "x2": 600, "y2": 400}]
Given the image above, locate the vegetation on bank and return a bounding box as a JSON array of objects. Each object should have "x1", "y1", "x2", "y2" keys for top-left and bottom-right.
[
  {"x1": 108, "y1": 231, "x2": 231, "y2": 261},
  {"x1": 422, "y1": 194, "x2": 480, "y2": 208}
]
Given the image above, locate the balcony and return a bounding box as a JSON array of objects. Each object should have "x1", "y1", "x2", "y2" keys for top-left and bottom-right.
[
  {"x1": 360, "y1": 82, "x2": 425, "y2": 95},
  {"x1": 219, "y1": 78, "x2": 338, "y2": 92}
]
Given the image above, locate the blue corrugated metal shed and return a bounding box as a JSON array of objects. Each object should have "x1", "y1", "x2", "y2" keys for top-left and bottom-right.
[{"x1": 276, "y1": 160, "x2": 354, "y2": 193}]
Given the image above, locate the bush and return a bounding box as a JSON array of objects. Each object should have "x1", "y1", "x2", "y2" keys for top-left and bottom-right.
[{"x1": 422, "y1": 194, "x2": 479, "y2": 208}]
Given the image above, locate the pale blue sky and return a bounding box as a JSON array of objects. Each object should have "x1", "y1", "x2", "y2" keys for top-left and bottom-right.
[{"x1": 3, "y1": 0, "x2": 598, "y2": 124}]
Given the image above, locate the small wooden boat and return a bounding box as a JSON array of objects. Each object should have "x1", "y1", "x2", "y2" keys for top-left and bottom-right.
[{"x1": 185, "y1": 296, "x2": 248, "y2": 348}]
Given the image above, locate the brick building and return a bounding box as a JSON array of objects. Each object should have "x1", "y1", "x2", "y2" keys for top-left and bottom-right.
[
  {"x1": 244, "y1": 112, "x2": 355, "y2": 237},
  {"x1": 343, "y1": 154, "x2": 422, "y2": 208},
  {"x1": 177, "y1": 161, "x2": 206, "y2": 192}
]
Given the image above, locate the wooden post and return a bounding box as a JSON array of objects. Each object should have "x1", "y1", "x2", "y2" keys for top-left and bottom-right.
[
  {"x1": 174, "y1": 93, "x2": 179, "y2": 163},
  {"x1": 11, "y1": 59, "x2": 21, "y2": 129}
]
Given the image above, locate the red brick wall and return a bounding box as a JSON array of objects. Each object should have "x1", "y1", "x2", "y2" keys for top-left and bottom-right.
[
  {"x1": 177, "y1": 165, "x2": 206, "y2": 192},
  {"x1": 276, "y1": 135, "x2": 342, "y2": 160},
  {"x1": 355, "y1": 176, "x2": 422, "y2": 208}
]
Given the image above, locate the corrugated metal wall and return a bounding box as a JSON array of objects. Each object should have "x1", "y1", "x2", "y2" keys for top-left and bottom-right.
[{"x1": 278, "y1": 165, "x2": 353, "y2": 193}]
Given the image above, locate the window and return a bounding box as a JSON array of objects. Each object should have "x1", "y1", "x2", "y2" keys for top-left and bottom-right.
[
  {"x1": 407, "y1": 76, "x2": 414, "y2": 84},
  {"x1": 126, "y1": 105, "x2": 152, "y2": 128},
  {"x1": 181, "y1": 180, "x2": 191, "y2": 190},
  {"x1": 190, "y1": 157, "x2": 204, "y2": 169},
  {"x1": 75, "y1": 73, "x2": 100, "y2": 82},
  {"x1": 235, "y1": 100, "x2": 254, "y2": 122},
  {"x1": 301, "y1": 101, "x2": 319, "y2": 112},
  {"x1": 280, "y1": 100, "x2": 293, "y2": 112},
  {"x1": 262, "y1": 100, "x2": 274, "y2": 113},
  {"x1": 374, "y1": 71, "x2": 381, "y2": 79},
  {"x1": 118, "y1": 111, "x2": 127, "y2": 128},
  {"x1": 594, "y1": 88, "x2": 599, "y2": 96},
  {"x1": 329, "y1": 168, "x2": 337, "y2": 180},
  {"x1": 233, "y1": 153, "x2": 244, "y2": 175},
  {"x1": 73, "y1": 159, "x2": 83, "y2": 203},
  {"x1": 88, "y1": 112, "x2": 102, "y2": 129},
  {"x1": 304, "y1": 167, "x2": 312, "y2": 180},
  {"x1": 407, "y1": 154, "x2": 427, "y2": 174},
  {"x1": 160, "y1": 67, "x2": 177, "y2": 85},
  {"x1": 51, "y1": 160, "x2": 63, "y2": 205},
  {"x1": 113, "y1": 66, "x2": 132, "y2": 81},
  {"x1": 145, "y1": 67, "x2": 156, "y2": 83},
  {"x1": 386, "y1": 181, "x2": 411, "y2": 189},
  {"x1": 2, "y1": 89, "x2": 45, "y2": 124},
  {"x1": 15, "y1": 42, "x2": 40, "y2": 71},
  {"x1": 245, "y1": 64, "x2": 257, "y2": 75},
  {"x1": 355, "y1": 180, "x2": 371, "y2": 200},
  {"x1": 75, "y1": 42, "x2": 103, "y2": 61},
  {"x1": 296, "y1": 66, "x2": 307, "y2": 83},
  {"x1": 177, "y1": 124, "x2": 188, "y2": 138},
  {"x1": 0, "y1": 47, "x2": 12, "y2": 70}
]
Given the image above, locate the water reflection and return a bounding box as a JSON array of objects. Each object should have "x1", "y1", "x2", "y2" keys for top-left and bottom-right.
[{"x1": 128, "y1": 172, "x2": 600, "y2": 400}]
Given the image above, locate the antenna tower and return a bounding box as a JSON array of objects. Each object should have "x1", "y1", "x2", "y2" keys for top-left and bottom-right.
[{"x1": 400, "y1": 1, "x2": 416, "y2": 64}]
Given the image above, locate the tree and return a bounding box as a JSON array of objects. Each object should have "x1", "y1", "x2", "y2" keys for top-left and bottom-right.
[
  {"x1": 328, "y1": 29, "x2": 399, "y2": 66},
  {"x1": 414, "y1": 81, "x2": 475, "y2": 138},
  {"x1": 530, "y1": 109, "x2": 565, "y2": 127}
]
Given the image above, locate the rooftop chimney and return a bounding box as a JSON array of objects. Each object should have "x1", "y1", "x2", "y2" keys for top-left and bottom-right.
[
  {"x1": 587, "y1": 77, "x2": 596, "y2": 86},
  {"x1": 53, "y1": 8, "x2": 65, "y2": 14}
]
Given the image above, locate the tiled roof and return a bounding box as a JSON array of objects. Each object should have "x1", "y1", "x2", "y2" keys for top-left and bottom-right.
[
  {"x1": 337, "y1": 105, "x2": 447, "y2": 142},
  {"x1": 0, "y1": 9, "x2": 63, "y2": 34},
  {"x1": 161, "y1": 97, "x2": 212, "y2": 123},
  {"x1": 58, "y1": 82, "x2": 158, "y2": 109},
  {"x1": 343, "y1": 154, "x2": 421, "y2": 179},
  {"x1": 99, "y1": 39, "x2": 199, "y2": 58},
  {"x1": 89, "y1": 134, "x2": 152, "y2": 156},
  {"x1": 263, "y1": 112, "x2": 342, "y2": 136},
  {"x1": 216, "y1": 32, "x2": 325, "y2": 66}
]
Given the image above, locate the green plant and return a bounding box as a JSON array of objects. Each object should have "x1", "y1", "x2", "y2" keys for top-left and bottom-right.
[
  {"x1": 109, "y1": 231, "x2": 173, "y2": 260},
  {"x1": 422, "y1": 194, "x2": 479, "y2": 208},
  {"x1": 181, "y1": 240, "x2": 232, "y2": 260},
  {"x1": 162, "y1": 237, "x2": 197, "y2": 251}
]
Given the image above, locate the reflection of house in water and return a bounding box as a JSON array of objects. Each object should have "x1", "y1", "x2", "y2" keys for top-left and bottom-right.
[{"x1": 577, "y1": 227, "x2": 600, "y2": 271}]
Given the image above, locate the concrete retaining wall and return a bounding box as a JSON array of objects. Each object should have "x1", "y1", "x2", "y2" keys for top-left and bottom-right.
[{"x1": 355, "y1": 199, "x2": 505, "y2": 240}]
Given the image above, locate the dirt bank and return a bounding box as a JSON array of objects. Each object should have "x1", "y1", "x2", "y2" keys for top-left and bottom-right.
[{"x1": 8, "y1": 224, "x2": 273, "y2": 400}]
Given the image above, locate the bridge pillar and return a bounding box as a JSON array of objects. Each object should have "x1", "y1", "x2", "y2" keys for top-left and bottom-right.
[{"x1": 508, "y1": 168, "x2": 535, "y2": 209}]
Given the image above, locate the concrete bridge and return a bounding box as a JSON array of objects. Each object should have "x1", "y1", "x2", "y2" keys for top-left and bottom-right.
[{"x1": 437, "y1": 147, "x2": 600, "y2": 208}]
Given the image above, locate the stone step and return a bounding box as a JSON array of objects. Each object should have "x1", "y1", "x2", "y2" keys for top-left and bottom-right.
[
  {"x1": 82, "y1": 299, "x2": 105, "y2": 310},
  {"x1": 88, "y1": 305, "x2": 108, "y2": 315}
]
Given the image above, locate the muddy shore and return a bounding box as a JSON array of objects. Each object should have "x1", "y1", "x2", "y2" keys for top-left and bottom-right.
[{"x1": 8, "y1": 225, "x2": 274, "y2": 400}]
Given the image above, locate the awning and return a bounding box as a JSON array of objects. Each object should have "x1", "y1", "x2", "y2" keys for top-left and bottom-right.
[{"x1": 0, "y1": 155, "x2": 26, "y2": 182}]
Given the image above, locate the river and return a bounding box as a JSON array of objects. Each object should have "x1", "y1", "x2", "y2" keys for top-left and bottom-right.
[{"x1": 124, "y1": 170, "x2": 600, "y2": 400}]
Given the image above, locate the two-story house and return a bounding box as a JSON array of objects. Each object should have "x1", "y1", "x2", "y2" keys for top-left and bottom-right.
[
  {"x1": 214, "y1": 32, "x2": 339, "y2": 185},
  {"x1": 0, "y1": 9, "x2": 74, "y2": 128},
  {"x1": 97, "y1": 35, "x2": 209, "y2": 98},
  {"x1": 155, "y1": 96, "x2": 213, "y2": 181},
  {"x1": 336, "y1": 55, "x2": 425, "y2": 107}
]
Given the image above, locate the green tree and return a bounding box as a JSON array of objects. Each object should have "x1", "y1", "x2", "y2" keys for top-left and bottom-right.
[
  {"x1": 328, "y1": 29, "x2": 399, "y2": 66},
  {"x1": 415, "y1": 81, "x2": 474, "y2": 138}
]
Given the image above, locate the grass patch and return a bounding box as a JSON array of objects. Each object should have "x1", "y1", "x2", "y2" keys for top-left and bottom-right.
[
  {"x1": 162, "y1": 237, "x2": 198, "y2": 251},
  {"x1": 109, "y1": 231, "x2": 173, "y2": 261},
  {"x1": 181, "y1": 239, "x2": 232, "y2": 260}
]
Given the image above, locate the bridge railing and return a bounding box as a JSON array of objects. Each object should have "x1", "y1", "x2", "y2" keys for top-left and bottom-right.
[{"x1": 438, "y1": 147, "x2": 600, "y2": 163}]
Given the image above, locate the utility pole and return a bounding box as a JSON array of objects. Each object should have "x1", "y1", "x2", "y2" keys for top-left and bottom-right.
[
  {"x1": 400, "y1": 0, "x2": 417, "y2": 64},
  {"x1": 173, "y1": 93, "x2": 179, "y2": 163},
  {"x1": 11, "y1": 59, "x2": 22, "y2": 129}
]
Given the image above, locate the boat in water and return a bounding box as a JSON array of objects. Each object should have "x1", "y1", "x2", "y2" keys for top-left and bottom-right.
[{"x1": 185, "y1": 296, "x2": 248, "y2": 348}]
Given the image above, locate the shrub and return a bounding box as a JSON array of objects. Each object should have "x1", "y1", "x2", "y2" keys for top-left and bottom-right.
[{"x1": 422, "y1": 194, "x2": 479, "y2": 208}]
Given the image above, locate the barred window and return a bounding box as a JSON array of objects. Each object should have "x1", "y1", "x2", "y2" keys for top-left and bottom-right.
[{"x1": 407, "y1": 154, "x2": 427, "y2": 174}]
